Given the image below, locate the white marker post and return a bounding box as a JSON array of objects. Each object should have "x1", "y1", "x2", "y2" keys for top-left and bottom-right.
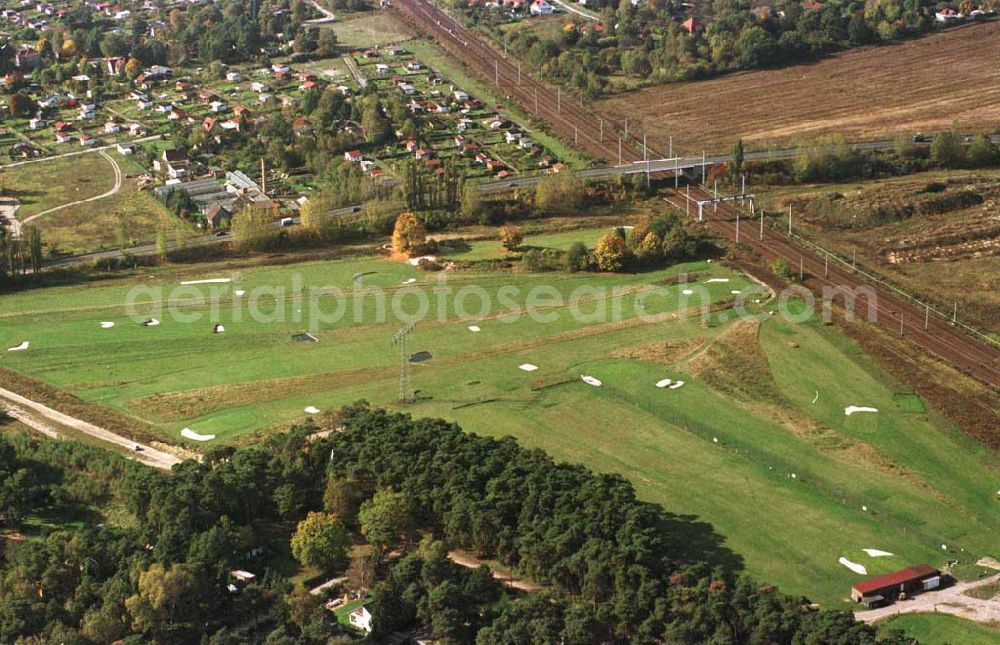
[{"x1": 736, "y1": 211, "x2": 740, "y2": 243}]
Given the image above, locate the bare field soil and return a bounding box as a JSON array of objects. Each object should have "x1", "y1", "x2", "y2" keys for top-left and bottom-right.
[
  {"x1": 598, "y1": 21, "x2": 1000, "y2": 153},
  {"x1": 760, "y1": 170, "x2": 1000, "y2": 336}
]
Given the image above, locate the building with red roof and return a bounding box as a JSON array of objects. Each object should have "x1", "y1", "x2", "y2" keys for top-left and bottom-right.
[{"x1": 851, "y1": 564, "x2": 940, "y2": 607}]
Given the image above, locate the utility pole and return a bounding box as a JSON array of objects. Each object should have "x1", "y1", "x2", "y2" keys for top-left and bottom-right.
[
  {"x1": 674, "y1": 155, "x2": 679, "y2": 188},
  {"x1": 260, "y1": 157, "x2": 266, "y2": 194},
  {"x1": 599, "y1": 117, "x2": 603, "y2": 142},
  {"x1": 686, "y1": 185, "x2": 690, "y2": 218},
  {"x1": 899, "y1": 312, "x2": 904, "y2": 336},
  {"x1": 824, "y1": 252, "x2": 829, "y2": 278},
  {"x1": 759, "y1": 205, "x2": 764, "y2": 240},
  {"x1": 494, "y1": 59, "x2": 499, "y2": 85},
  {"x1": 624, "y1": 117, "x2": 629, "y2": 140},
  {"x1": 713, "y1": 179, "x2": 717, "y2": 214},
  {"x1": 517, "y1": 61, "x2": 521, "y2": 84},
  {"x1": 702, "y1": 150, "x2": 706, "y2": 183},
  {"x1": 391, "y1": 322, "x2": 416, "y2": 404},
  {"x1": 643, "y1": 134, "x2": 649, "y2": 188},
  {"x1": 534, "y1": 87, "x2": 538, "y2": 112},
  {"x1": 799, "y1": 257, "x2": 804, "y2": 281},
  {"x1": 668, "y1": 136, "x2": 672, "y2": 158},
  {"x1": 788, "y1": 204, "x2": 792, "y2": 236},
  {"x1": 925, "y1": 303, "x2": 930, "y2": 330},
  {"x1": 952, "y1": 303, "x2": 957, "y2": 324},
  {"x1": 741, "y1": 175, "x2": 745, "y2": 206},
  {"x1": 736, "y1": 211, "x2": 740, "y2": 243},
  {"x1": 852, "y1": 249, "x2": 857, "y2": 271},
  {"x1": 574, "y1": 126, "x2": 578, "y2": 146},
  {"x1": 557, "y1": 88, "x2": 561, "y2": 113},
  {"x1": 618, "y1": 137, "x2": 622, "y2": 166}
]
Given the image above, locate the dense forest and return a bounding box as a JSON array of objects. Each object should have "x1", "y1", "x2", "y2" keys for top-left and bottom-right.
[{"x1": 0, "y1": 405, "x2": 912, "y2": 643}]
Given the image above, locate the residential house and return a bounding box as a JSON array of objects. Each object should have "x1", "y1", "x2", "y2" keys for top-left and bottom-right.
[
  {"x1": 129, "y1": 122, "x2": 146, "y2": 136},
  {"x1": 225, "y1": 71, "x2": 242, "y2": 82},
  {"x1": 156, "y1": 149, "x2": 190, "y2": 179},
  {"x1": 55, "y1": 130, "x2": 72, "y2": 144},
  {"x1": 682, "y1": 17, "x2": 704, "y2": 33},
  {"x1": 344, "y1": 150, "x2": 363, "y2": 162},
  {"x1": 210, "y1": 100, "x2": 228, "y2": 113},
  {"x1": 529, "y1": 0, "x2": 552, "y2": 14},
  {"x1": 137, "y1": 97, "x2": 154, "y2": 110},
  {"x1": 116, "y1": 142, "x2": 134, "y2": 155},
  {"x1": 104, "y1": 121, "x2": 121, "y2": 133},
  {"x1": 79, "y1": 132, "x2": 96, "y2": 146},
  {"x1": 406, "y1": 60, "x2": 422, "y2": 71},
  {"x1": 204, "y1": 202, "x2": 232, "y2": 229},
  {"x1": 168, "y1": 108, "x2": 189, "y2": 121},
  {"x1": 251, "y1": 81, "x2": 269, "y2": 93},
  {"x1": 28, "y1": 116, "x2": 45, "y2": 129},
  {"x1": 349, "y1": 607, "x2": 373, "y2": 633}
]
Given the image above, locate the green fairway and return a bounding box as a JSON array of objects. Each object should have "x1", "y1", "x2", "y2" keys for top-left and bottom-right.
[
  {"x1": 1, "y1": 250, "x2": 997, "y2": 608},
  {"x1": 879, "y1": 613, "x2": 1000, "y2": 645},
  {"x1": 440, "y1": 226, "x2": 612, "y2": 261}
]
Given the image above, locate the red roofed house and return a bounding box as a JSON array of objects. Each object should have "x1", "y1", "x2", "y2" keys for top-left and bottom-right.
[
  {"x1": 682, "y1": 17, "x2": 704, "y2": 33},
  {"x1": 345, "y1": 150, "x2": 363, "y2": 162},
  {"x1": 851, "y1": 564, "x2": 940, "y2": 608}
]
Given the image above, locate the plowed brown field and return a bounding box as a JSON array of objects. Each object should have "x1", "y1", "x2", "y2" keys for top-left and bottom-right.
[{"x1": 598, "y1": 21, "x2": 1000, "y2": 153}]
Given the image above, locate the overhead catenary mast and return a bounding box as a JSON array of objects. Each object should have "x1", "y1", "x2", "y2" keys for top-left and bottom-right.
[{"x1": 391, "y1": 321, "x2": 416, "y2": 404}]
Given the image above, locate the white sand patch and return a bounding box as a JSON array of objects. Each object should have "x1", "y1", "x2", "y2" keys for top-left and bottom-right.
[
  {"x1": 811, "y1": 391, "x2": 819, "y2": 404},
  {"x1": 304, "y1": 406, "x2": 320, "y2": 414},
  {"x1": 704, "y1": 278, "x2": 730, "y2": 283},
  {"x1": 682, "y1": 289, "x2": 694, "y2": 295},
  {"x1": 100, "y1": 322, "x2": 115, "y2": 328},
  {"x1": 862, "y1": 549, "x2": 894, "y2": 557},
  {"x1": 143, "y1": 318, "x2": 160, "y2": 327},
  {"x1": 234, "y1": 289, "x2": 246, "y2": 296},
  {"x1": 518, "y1": 363, "x2": 538, "y2": 372},
  {"x1": 7, "y1": 341, "x2": 29, "y2": 351},
  {"x1": 581, "y1": 375, "x2": 602, "y2": 387},
  {"x1": 655, "y1": 378, "x2": 673, "y2": 388},
  {"x1": 402, "y1": 278, "x2": 417, "y2": 284},
  {"x1": 181, "y1": 428, "x2": 216, "y2": 442},
  {"x1": 181, "y1": 278, "x2": 232, "y2": 285},
  {"x1": 407, "y1": 255, "x2": 437, "y2": 266},
  {"x1": 467, "y1": 325, "x2": 481, "y2": 332},
  {"x1": 839, "y1": 557, "x2": 867, "y2": 575},
  {"x1": 845, "y1": 405, "x2": 879, "y2": 416},
  {"x1": 730, "y1": 290, "x2": 742, "y2": 294},
  {"x1": 669, "y1": 380, "x2": 686, "y2": 390},
  {"x1": 213, "y1": 324, "x2": 225, "y2": 333}
]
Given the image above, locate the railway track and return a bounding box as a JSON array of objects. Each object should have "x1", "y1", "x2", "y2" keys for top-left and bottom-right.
[
  {"x1": 390, "y1": 0, "x2": 650, "y2": 164},
  {"x1": 390, "y1": 0, "x2": 998, "y2": 390},
  {"x1": 665, "y1": 185, "x2": 1000, "y2": 389}
]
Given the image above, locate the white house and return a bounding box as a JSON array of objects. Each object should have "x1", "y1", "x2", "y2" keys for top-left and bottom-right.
[
  {"x1": 225, "y1": 71, "x2": 242, "y2": 82},
  {"x1": 349, "y1": 606, "x2": 373, "y2": 633},
  {"x1": 209, "y1": 100, "x2": 228, "y2": 113},
  {"x1": 251, "y1": 81, "x2": 269, "y2": 92},
  {"x1": 116, "y1": 142, "x2": 134, "y2": 155},
  {"x1": 28, "y1": 117, "x2": 45, "y2": 129},
  {"x1": 137, "y1": 98, "x2": 154, "y2": 110},
  {"x1": 530, "y1": 0, "x2": 553, "y2": 14},
  {"x1": 375, "y1": 63, "x2": 390, "y2": 75},
  {"x1": 104, "y1": 121, "x2": 121, "y2": 133},
  {"x1": 79, "y1": 132, "x2": 96, "y2": 146},
  {"x1": 453, "y1": 90, "x2": 469, "y2": 101}
]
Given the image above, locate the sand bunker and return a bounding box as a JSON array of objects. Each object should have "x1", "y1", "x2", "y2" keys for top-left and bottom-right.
[
  {"x1": 142, "y1": 318, "x2": 160, "y2": 327},
  {"x1": 669, "y1": 380, "x2": 686, "y2": 390},
  {"x1": 682, "y1": 289, "x2": 694, "y2": 295},
  {"x1": 704, "y1": 278, "x2": 730, "y2": 283},
  {"x1": 292, "y1": 332, "x2": 318, "y2": 342},
  {"x1": 181, "y1": 428, "x2": 216, "y2": 442},
  {"x1": 845, "y1": 405, "x2": 879, "y2": 416},
  {"x1": 213, "y1": 324, "x2": 225, "y2": 333},
  {"x1": 468, "y1": 325, "x2": 481, "y2": 332},
  {"x1": 839, "y1": 557, "x2": 867, "y2": 575},
  {"x1": 730, "y1": 290, "x2": 742, "y2": 295},
  {"x1": 304, "y1": 406, "x2": 320, "y2": 414},
  {"x1": 7, "y1": 341, "x2": 29, "y2": 351},
  {"x1": 181, "y1": 278, "x2": 232, "y2": 285},
  {"x1": 100, "y1": 321, "x2": 115, "y2": 328},
  {"x1": 407, "y1": 255, "x2": 437, "y2": 266},
  {"x1": 518, "y1": 363, "x2": 538, "y2": 372},
  {"x1": 234, "y1": 289, "x2": 245, "y2": 296},
  {"x1": 655, "y1": 378, "x2": 673, "y2": 388},
  {"x1": 862, "y1": 549, "x2": 894, "y2": 557},
  {"x1": 581, "y1": 375, "x2": 602, "y2": 387},
  {"x1": 402, "y1": 278, "x2": 417, "y2": 284}
]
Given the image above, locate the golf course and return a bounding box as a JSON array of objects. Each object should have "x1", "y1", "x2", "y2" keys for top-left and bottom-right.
[{"x1": 1, "y1": 231, "x2": 998, "y2": 608}]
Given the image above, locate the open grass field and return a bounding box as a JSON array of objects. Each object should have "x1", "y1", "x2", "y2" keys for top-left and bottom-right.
[
  {"x1": 1, "y1": 153, "x2": 117, "y2": 219},
  {"x1": 1, "y1": 242, "x2": 998, "y2": 606},
  {"x1": 325, "y1": 11, "x2": 413, "y2": 48},
  {"x1": 880, "y1": 613, "x2": 1000, "y2": 644},
  {"x1": 598, "y1": 20, "x2": 1000, "y2": 154},
  {"x1": 755, "y1": 169, "x2": 1000, "y2": 336},
  {"x1": 0, "y1": 152, "x2": 192, "y2": 255}
]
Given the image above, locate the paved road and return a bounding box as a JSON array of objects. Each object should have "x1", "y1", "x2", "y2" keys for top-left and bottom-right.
[
  {"x1": 855, "y1": 573, "x2": 1000, "y2": 625},
  {"x1": 23, "y1": 151, "x2": 123, "y2": 223},
  {"x1": 0, "y1": 386, "x2": 182, "y2": 471}
]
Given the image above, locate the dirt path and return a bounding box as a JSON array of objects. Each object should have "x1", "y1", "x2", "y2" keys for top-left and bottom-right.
[
  {"x1": 305, "y1": 0, "x2": 336, "y2": 23},
  {"x1": 855, "y1": 573, "x2": 1000, "y2": 626},
  {"x1": 0, "y1": 199, "x2": 21, "y2": 239},
  {"x1": 0, "y1": 386, "x2": 181, "y2": 471},
  {"x1": 448, "y1": 550, "x2": 542, "y2": 592},
  {"x1": 22, "y1": 151, "x2": 122, "y2": 224}
]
